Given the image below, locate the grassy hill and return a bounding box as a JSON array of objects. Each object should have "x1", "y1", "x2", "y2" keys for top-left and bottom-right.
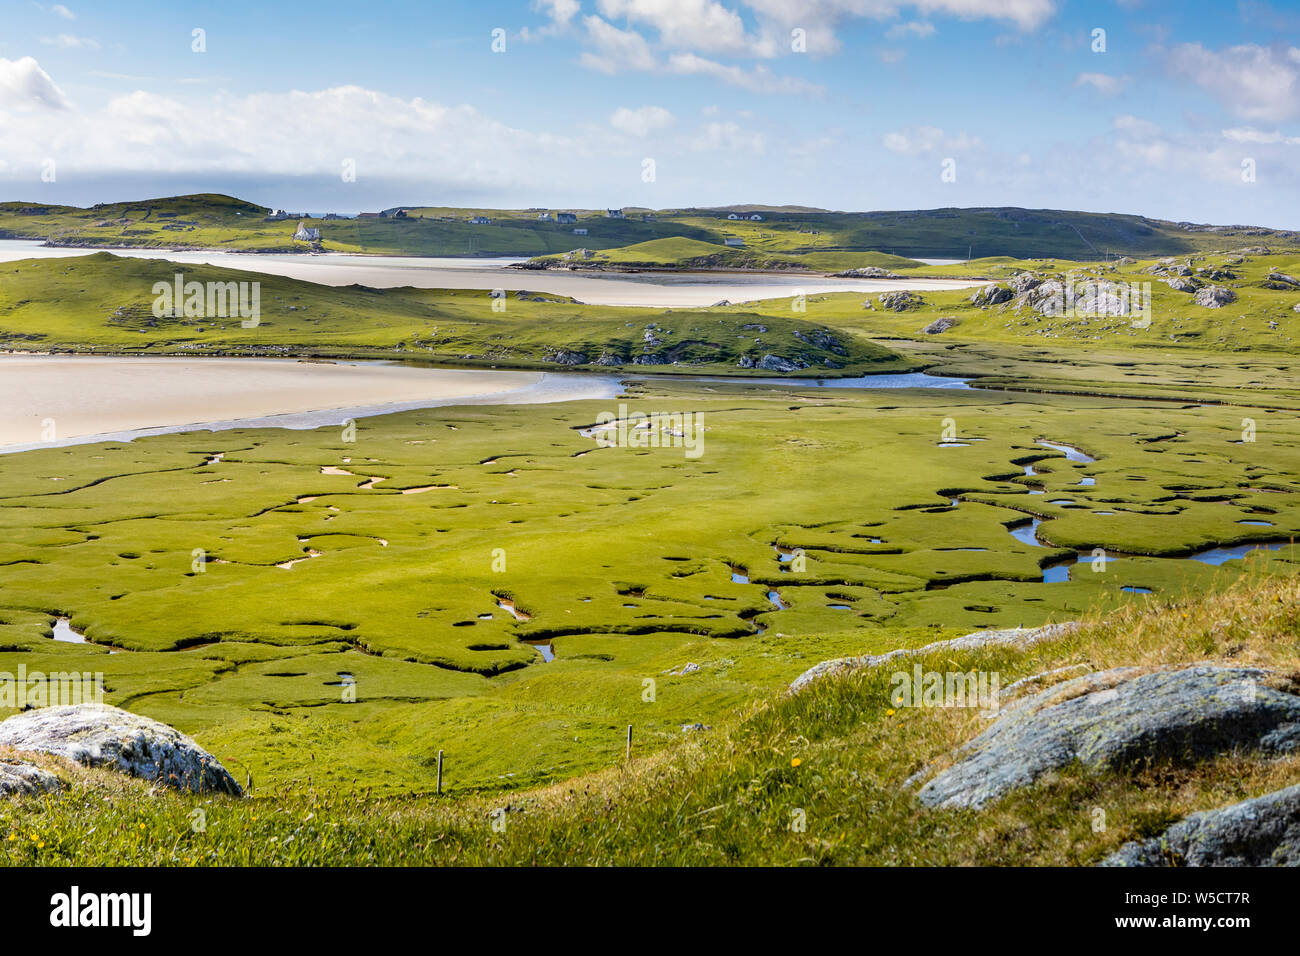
[
  {"x1": 526, "y1": 237, "x2": 925, "y2": 272},
  {"x1": 0, "y1": 253, "x2": 906, "y2": 374},
  {"x1": 4, "y1": 194, "x2": 1297, "y2": 261}
]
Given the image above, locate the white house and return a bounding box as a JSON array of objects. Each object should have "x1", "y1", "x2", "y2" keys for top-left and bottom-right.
[
  {"x1": 468, "y1": 215, "x2": 491, "y2": 225},
  {"x1": 724, "y1": 237, "x2": 744, "y2": 246},
  {"x1": 749, "y1": 213, "x2": 765, "y2": 221},
  {"x1": 573, "y1": 227, "x2": 589, "y2": 235},
  {"x1": 605, "y1": 208, "x2": 625, "y2": 219},
  {"x1": 293, "y1": 221, "x2": 321, "y2": 241},
  {"x1": 726, "y1": 213, "x2": 740, "y2": 220},
  {"x1": 537, "y1": 212, "x2": 552, "y2": 220}
]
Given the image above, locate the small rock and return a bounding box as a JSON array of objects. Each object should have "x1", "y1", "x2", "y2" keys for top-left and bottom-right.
[{"x1": 922, "y1": 316, "x2": 957, "y2": 334}]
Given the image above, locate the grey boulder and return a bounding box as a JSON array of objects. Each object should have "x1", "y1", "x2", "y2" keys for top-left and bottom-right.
[
  {"x1": 1194, "y1": 285, "x2": 1237, "y2": 308},
  {"x1": 1102, "y1": 783, "x2": 1300, "y2": 867},
  {"x1": 917, "y1": 666, "x2": 1300, "y2": 810},
  {"x1": 0, "y1": 703, "x2": 243, "y2": 795},
  {"x1": 0, "y1": 758, "x2": 62, "y2": 796}
]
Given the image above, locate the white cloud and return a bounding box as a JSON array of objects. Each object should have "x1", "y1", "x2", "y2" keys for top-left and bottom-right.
[
  {"x1": 610, "y1": 104, "x2": 675, "y2": 135},
  {"x1": 1222, "y1": 126, "x2": 1300, "y2": 145},
  {"x1": 886, "y1": 21, "x2": 935, "y2": 40},
  {"x1": 537, "y1": 0, "x2": 580, "y2": 26},
  {"x1": 596, "y1": 0, "x2": 757, "y2": 55},
  {"x1": 579, "y1": 16, "x2": 657, "y2": 72},
  {"x1": 1166, "y1": 42, "x2": 1300, "y2": 122},
  {"x1": 878, "y1": 48, "x2": 906, "y2": 64},
  {"x1": 1113, "y1": 114, "x2": 1161, "y2": 137},
  {"x1": 690, "y1": 120, "x2": 764, "y2": 152},
  {"x1": 40, "y1": 34, "x2": 100, "y2": 50},
  {"x1": 883, "y1": 125, "x2": 979, "y2": 155},
  {"x1": 0, "y1": 56, "x2": 71, "y2": 110},
  {"x1": 666, "y1": 52, "x2": 821, "y2": 93},
  {"x1": 1075, "y1": 72, "x2": 1126, "y2": 95},
  {"x1": 51, "y1": 4, "x2": 76, "y2": 20}
]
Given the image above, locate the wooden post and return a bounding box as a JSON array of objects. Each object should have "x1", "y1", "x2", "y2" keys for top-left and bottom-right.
[
  {"x1": 436, "y1": 750, "x2": 444, "y2": 795},
  {"x1": 626, "y1": 725, "x2": 632, "y2": 762}
]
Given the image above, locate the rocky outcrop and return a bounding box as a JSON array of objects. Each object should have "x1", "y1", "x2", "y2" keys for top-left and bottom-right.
[
  {"x1": 877, "y1": 290, "x2": 924, "y2": 312},
  {"x1": 792, "y1": 329, "x2": 848, "y2": 355},
  {"x1": 0, "y1": 757, "x2": 62, "y2": 796},
  {"x1": 544, "y1": 349, "x2": 588, "y2": 365},
  {"x1": 970, "y1": 284, "x2": 1014, "y2": 307},
  {"x1": 757, "y1": 354, "x2": 800, "y2": 372},
  {"x1": 1009, "y1": 272, "x2": 1043, "y2": 294},
  {"x1": 788, "y1": 622, "x2": 1077, "y2": 694},
  {"x1": 1263, "y1": 272, "x2": 1300, "y2": 291},
  {"x1": 922, "y1": 316, "x2": 957, "y2": 334},
  {"x1": 1102, "y1": 783, "x2": 1300, "y2": 867},
  {"x1": 1194, "y1": 285, "x2": 1237, "y2": 308},
  {"x1": 0, "y1": 703, "x2": 243, "y2": 795},
  {"x1": 1164, "y1": 276, "x2": 1198, "y2": 293},
  {"x1": 916, "y1": 666, "x2": 1300, "y2": 810},
  {"x1": 832, "y1": 266, "x2": 897, "y2": 278}
]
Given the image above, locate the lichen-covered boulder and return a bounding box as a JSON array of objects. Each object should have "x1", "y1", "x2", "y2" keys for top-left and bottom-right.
[
  {"x1": 0, "y1": 704, "x2": 242, "y2": 795},
  {"x1": 1194, "y1": 285, "x2": 1236, "y2": 308},
  {"x1": 877, "y1": 290, "x2": 924, "y2": 312},
  {"x1": 917, "y1": 666, "x2": 1300, "y2": 810},
  {"x1": 1102, "y1": 783, "x2": 1300, "y2": 867},
  {"x1": 0, "y1": 757, "x2": 62, "y2": 796}
]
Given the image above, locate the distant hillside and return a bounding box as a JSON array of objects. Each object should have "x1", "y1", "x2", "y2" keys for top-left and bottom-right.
[{"x1": 1, "y1": 193, "x2": 1297, "y2": 260}]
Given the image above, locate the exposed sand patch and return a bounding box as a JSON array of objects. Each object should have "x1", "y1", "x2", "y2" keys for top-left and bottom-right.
[{"x1": 0, "y1": 356, "x2": 546, "y2": 449}]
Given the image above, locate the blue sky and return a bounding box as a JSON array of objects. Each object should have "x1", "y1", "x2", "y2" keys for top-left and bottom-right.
[{"x1": 1, "y1": 0, "x2": 1298, "y2": 226}]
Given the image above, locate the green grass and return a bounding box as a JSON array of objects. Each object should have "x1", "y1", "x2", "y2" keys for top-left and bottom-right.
[
  {"x1": 1, "y1": 370, "x2": 1298, "y2": 794},
  {"x1": 0, "y1": 253, "x2": 907, "y2": 375},
  {"x1": 5, "y1": 572, "x2": 1300, "y2": 865}
]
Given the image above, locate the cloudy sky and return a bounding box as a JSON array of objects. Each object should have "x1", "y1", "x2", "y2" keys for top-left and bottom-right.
[{"x1": 1, "y1": 0, "x2": 1298, "y2": 226}]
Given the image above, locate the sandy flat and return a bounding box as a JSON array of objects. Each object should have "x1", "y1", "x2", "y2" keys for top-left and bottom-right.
[
  {"x1": 0, "y1": 356, "x2": 547, "y2": 448},
  {"x1": 0, "y1": 241, "x2": 984, "y2": 308}
]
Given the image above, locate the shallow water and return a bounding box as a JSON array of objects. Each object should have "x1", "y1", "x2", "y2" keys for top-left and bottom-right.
[
  {"x1": 51, "y1": 617, "x2": 87, "y2": 643},
  {"x1": 0, "y1": 355, "x2": 971, "y2": 454}
]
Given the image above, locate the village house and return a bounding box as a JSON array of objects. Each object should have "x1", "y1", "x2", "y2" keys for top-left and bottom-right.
[
  {"x1": 724, "y1": 237, "x2": 744, "y2": 246},
  {"x1": 749, "y1": 213, "x2": 765, "y2": 221},
  {"x1": 727, "y1": 213, "x2": 740, "y2": 220},
  {"x1": 556, "y1": 212, "x2": 577, "y2": 224},
  {"x1": 605, "y1": 208, "x2": 624, "y2": 219},
  {"x1": 468, "y1": 215, "x2": 491, "y2": 225},
  {"x1": 293, "y1": 221, "x2": 321, "y2": 241},
  {"x1": 573, "y1": 227, "x2": 589, "y2": 235}
]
